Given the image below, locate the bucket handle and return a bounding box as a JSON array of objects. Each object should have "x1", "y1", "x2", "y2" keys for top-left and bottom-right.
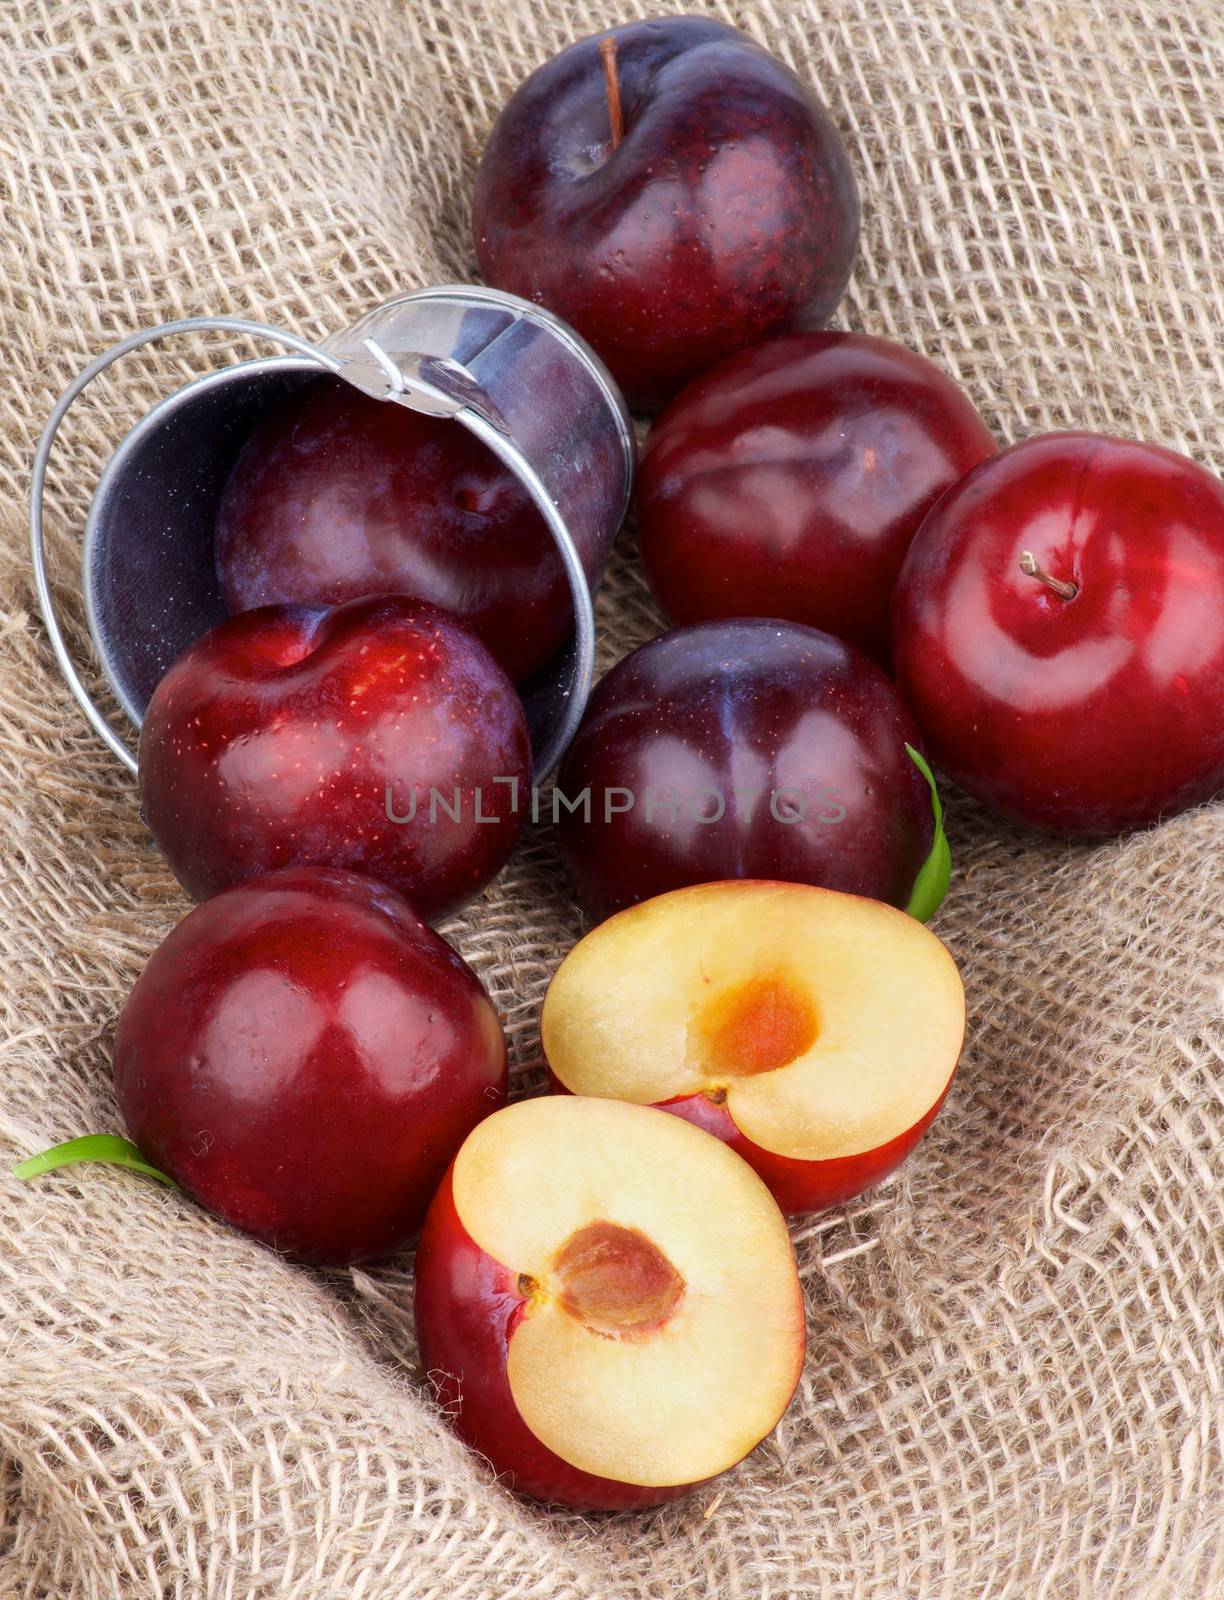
[{"x1": 30, "y1": 317, "x2": 342, "y2": 774}]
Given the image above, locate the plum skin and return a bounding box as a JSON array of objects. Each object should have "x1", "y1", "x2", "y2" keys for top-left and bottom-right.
[
  {"x1": 137, "y1": 594, "x2": 532, "y2": 921},
  {"x1": 554, "y1": 619, "x2": 934, "y2": 923},
  {"x1": 472, "y1": 16, "x2": 860, "y2": 413},
  {"x1": 636, "y1": 331, "x2": 996, "y2": 665},
  {"x1": 892, "y1": 431, "x2": 1224, "y2": 835},
  {"x1": 112, "y1": 866, "x2": 509, "y2": 1266},
  {"x1": 215, "y1": 376, "x2": 611, "y2": 686}
]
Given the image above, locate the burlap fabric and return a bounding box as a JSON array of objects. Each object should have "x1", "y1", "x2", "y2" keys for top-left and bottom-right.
[{"x1": 3, "y1": 1, "x2": 1223, "y2": 1594}]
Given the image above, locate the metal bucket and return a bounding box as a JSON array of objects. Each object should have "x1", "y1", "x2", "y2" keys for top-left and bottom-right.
[{"x1": 31, "y1": 286, "x2": 635, "y2": 779}]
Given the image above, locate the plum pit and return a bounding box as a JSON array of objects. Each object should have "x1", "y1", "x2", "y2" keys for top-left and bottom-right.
[
  {"x1": 698, "y1": 972, "x2": 819, "y2": 1082},
  {"x1": 551, "y1": 1220, "x2": 684, "y2": 1339}
]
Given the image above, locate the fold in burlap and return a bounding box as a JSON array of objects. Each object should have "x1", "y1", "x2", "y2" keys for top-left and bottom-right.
[{"x1": 3, "y1": 2, "x2": 1224, "y2": 1595}]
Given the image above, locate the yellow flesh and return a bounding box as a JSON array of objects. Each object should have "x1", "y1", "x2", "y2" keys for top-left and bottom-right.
[
  {"x1": 541, "y1": 882, "x2": 965, "y2": 1162},
  {"x1": 452, "y1": 1097, "x2": 804, "y2": 1488}
]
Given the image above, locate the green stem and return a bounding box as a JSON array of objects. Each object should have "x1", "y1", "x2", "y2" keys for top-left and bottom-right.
[{"x1": 13, "y1": 1134, "x2": 177, "y2": 1189}]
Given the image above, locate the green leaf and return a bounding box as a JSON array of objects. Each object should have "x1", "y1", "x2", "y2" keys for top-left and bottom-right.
[
  {"x1": 12, "y1": 1134, "x2": 177, "y2": 1189},
  {"x1": 905, "y1": 744, "x2": 952, "y2": 922}
]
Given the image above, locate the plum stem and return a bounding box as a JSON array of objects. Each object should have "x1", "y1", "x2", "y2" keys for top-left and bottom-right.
[
  {"x1": 1019, "y1": 550, "x2": 1078, "y2": 600},
  {"x1": 599, "y1": 36, "x2": 624, "y2": 150}
]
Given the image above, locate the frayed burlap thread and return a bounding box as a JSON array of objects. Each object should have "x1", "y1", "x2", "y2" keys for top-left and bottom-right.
[{"x1": 2, "y1": 1, "x2": 1224, "y2": 1595}]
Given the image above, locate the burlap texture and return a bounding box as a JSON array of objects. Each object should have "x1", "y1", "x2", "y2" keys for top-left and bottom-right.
[{"x1": 3, "y1": 1, "x2": 1224, "y2": 1594}]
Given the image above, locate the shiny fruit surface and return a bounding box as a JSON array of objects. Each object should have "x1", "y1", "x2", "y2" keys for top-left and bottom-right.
[
  {"x1": 472, "y1": 17, "x2": 859, "y2": 412},
  {"x1": 138, "y1": 595, "x2": 531, "y2": 919},
  {"x1": 112, "y1": 866, "x2": 508, "y2": 1265},
  {"x1": 638, "y1": 331, "x2": 995, "y2": 663},
  {"x1": 893, "y1": 432, "x2": 1224, "y2": 834},
  {"x1": 555, "y1": 619, "x2": 933, "y2": 922}
]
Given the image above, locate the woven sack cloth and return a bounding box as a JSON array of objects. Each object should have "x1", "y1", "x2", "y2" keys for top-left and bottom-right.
[{"x1": 2, "y1": 1, "x2": 1224, "y2": 1595}]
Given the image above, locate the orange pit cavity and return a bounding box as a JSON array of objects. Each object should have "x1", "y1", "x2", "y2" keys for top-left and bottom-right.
[
  {"x1": 552, "y1": 1221, "x2": 684, "y2": 1340},
  {"x1": 698, "y1": 972, "x2": 819, "y2": 1080}
]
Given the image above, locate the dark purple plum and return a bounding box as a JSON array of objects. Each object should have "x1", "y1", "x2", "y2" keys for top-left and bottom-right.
[
  {"x1": 472, "y1": 16, "x2": 860, "y2": 414},
  {"x1": 216, "y1": 376, "x2": 603, "y2": 686},
  {"x1": 554, "y1": 619, "x2": 933, "y2": 922}
]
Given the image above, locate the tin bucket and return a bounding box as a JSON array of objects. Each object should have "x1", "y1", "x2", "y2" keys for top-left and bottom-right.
[{"x1": 30, "y1": 286, "x2": 635, "y2": 779}]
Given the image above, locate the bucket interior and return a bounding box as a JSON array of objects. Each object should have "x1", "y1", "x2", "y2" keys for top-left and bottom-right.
[
  {"x1": 84, "y1": 359, "x2": 318, "y2": 726},
  {"x1": 83, "y1": 357, "x2": 582, "y2": 769}
]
